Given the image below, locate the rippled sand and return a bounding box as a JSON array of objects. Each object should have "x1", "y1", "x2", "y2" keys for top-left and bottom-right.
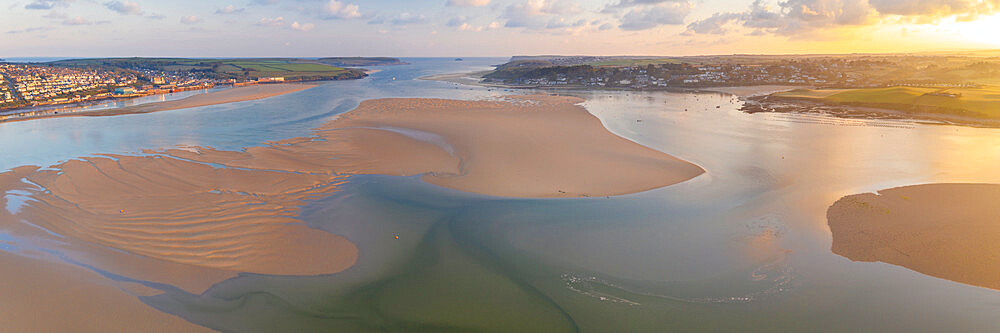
[
  {"x1": 828, "y1": 183, "x2": 1000, "y2": 290},
  {"x1": 0, "y1": 94, "x2": 703, "y2": 330}
]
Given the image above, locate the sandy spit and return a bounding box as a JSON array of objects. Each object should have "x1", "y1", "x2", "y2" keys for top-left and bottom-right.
[
  {"x1": 330, "y1": 95, "x2": 705, "y2": 197},
  {"x1": 828, "y1": 183, "x2": 1000, "y2": 290},
  {"x1": 161, "y1": 95, "x2": 705, "y2": 198}
]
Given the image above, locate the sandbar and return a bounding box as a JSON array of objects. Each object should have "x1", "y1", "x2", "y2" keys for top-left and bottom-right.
[
  {"x1": 0, "y1": 94, "x2": 702, "y2": 330},
  {"x1": 162, "y1": 95, "x2": 705, "y2": 197},
  {"x1": 828, "y1": 183, "x2": 1000, "y2": 290}
]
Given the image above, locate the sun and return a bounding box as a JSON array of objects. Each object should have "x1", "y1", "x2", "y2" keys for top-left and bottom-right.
[{"x1": 955, "y1": 13, "x2": 1000, "y2": 47}]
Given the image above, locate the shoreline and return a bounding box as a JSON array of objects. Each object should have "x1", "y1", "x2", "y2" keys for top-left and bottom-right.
[
  {"x1": 420, "y1": 70, "x2": 803, "y2": 97},
  {"x1": 743, "y1": 94, "x2": 1000, "y2": 128},
  {"x1": 0, "y1": 83, "x2": 318, "y2": 124},
  {"x1": 0, "y1": 93, "x2": 703, "y2": 330}
]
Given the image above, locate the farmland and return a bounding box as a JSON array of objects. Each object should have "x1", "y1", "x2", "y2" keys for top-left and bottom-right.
[
  {"x1": 50, "y1": 58, "x2": 367, "y2": 82},
  {"x1": 772, "y1": 85, "x2": 1000, "y2": 119}
]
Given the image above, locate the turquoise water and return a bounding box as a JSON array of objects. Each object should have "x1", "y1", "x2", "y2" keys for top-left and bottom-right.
[{"x1": 3, "y1": 58, "x2": 1000, "y2": 331}]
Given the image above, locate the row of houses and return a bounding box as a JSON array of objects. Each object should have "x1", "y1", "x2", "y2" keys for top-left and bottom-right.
[
  {"x1": 0, "y1": 64, "x2": 136, "y2": 104},
  {"x1": 0, "y1": 76, "x2": 14, "y2": 105}
]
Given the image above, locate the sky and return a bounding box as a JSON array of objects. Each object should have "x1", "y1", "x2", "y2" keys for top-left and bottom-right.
[{"x1": 1, "y1": 0, "x2": 999, "y2": 57}]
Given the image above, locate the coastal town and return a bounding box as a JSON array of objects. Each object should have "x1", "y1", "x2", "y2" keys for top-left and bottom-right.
[
  {"x1": 0, "y1": 63, "x2": 139, "y2": 109},
  {"x1": 482, "y1": 55, "x2": 996, "y2": 90},
  {"x1": 0, "y1": 58, "x2": 371, "y2": 112}
]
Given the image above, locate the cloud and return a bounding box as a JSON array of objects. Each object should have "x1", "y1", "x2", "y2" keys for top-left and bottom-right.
[
  {"x1": 42, "y1": 11, "x2": 67, "y2": 19},
  {"x1": 24, "y1": 0, "x2": 72, "y2": 10},
  {"x1": 602, "y1": 0, "x2": 687, "y2": 12},
  {"x1": 388, "y1": 12, "x2": 429, "y2": 25},
  {"x1": 369, "y1": 12, "x2": 429, "y2": 25},
  {"x1": 146, "y1": 13, "x2": 165, "y2": 19},
  {"x1": 447, "y1": 16, "x2": 468, "y2": 27},
  {"x1": 869, "y1": 0, "x2": 1000, "y2": 21},
  {"x1": 781, "y1": 0, "x2": 874, "y2": 26},
  {"x1": 449, "y1": 16, "x2": 499, "y2": 31},
  {"x1": 546, "y1": 17, "x2": 587, "y2": 29},
  {"x1": 458, "y1": 23, "x2": 483, "y2": 31},
  {"x1": 254, "y1": 16, "x2": 315, "y2": 31},
  {"x1": 256, "y1": 16, "x2": 285, "y2": 27},
  {"x1": 291, "y1": 21, "x2": 315, "y2": 31},
  {"x1": 619, "y1": 2, "x2": 693, "y2": 30},
  {"x1": 446, "y1": 0, "x2": 490, "y2": 7},
  {"x1": 7, "y1": 26, "x2": 54, "y2": 34},
  {"x1": 62, "y1": 16, "x2": 93, "y2": 25},
  {"x1": 683, "y1": 12, "x2": 742, "y2": 34},
  {"x1": 180, "y1": 15, "x2": 203, "y2": 24},
  {"x1": 684, "y1": 0, "x2": 871, "y2": 36},
  {"x1": 323, "y1": 0, "x2": 362, "y2": 19},
  {"x1": 502, "y1": 0, "x2": 582, "y2": 29},
  {"x1": 687, "y1": 0, "x2": 1000, "y2": 37},
  {"x1": 104, "y1": 0, "x2": 142, "y2": 15},
  {"x1": 215, "y1": 5, "x2": 245, "y2": 14}
]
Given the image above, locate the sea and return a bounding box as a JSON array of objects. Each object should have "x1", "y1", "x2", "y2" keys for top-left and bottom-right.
[{"x1": 1, "y1": 58, "x2": 999, "y2": 331}]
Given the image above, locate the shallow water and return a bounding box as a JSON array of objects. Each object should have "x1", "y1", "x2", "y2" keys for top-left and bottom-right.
[{"x1": 2, "y1": 58, "x2": 1000, "y2": 331}]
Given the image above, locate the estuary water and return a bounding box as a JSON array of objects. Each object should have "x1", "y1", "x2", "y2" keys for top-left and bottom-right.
[{"x1": 2, "y1": 58, "x2": 1000, "y2": 331}]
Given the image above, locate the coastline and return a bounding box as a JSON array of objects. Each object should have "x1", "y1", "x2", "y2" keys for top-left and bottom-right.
[
  {"x1": 0, "y1": 83, "x2": 318, "y2": 124},
  {"x1": 420, "y1": 70, "x2": 803, "y2": 97},
  {"x1": 0, "y1": 93, "x2": 703, "y2": 330},
  {"x1": 743, "y1": 94, "x2": 1000, "y2": 128}
]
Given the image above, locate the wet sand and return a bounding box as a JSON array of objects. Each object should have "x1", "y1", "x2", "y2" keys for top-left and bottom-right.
[
  {"x1": 745, "y1": 94, "x2": 1000, "y2": 128},
  {"x1": 0, "y1": 83, "x2": 316, "y2": 123},
  {"x1": 163, "y1": 95, "x2": 705, "y2": 197},
  {"x1": 0, "y1": 167, "x2": 214, "y2": 331},
  {"x1": 828, "y1": 183, "x2": 1000, "y2": 290},
  {"x1": 332, "y1": 95, "x2": 705, "y2": 197},
  {"x1": 419, "y1": 71, "x2": 493, "y2": 86},
  {"x1": 0, "y1": 94, "x2": 702, "y2": 330},
  {"x1": 0, "y1": 251, "x2": 214, "y2": 332},
  {"x1": 698, "y1": 85, "x2": 801, "y2": 97}
]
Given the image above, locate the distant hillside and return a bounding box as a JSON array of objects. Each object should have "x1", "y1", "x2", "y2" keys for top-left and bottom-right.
[
  {"x1": 317, "y1": 57, "x2": 408, "y2": 67},
  {"x1": 771, "y1": 86, "x2": 1000, "y2": 119},
  {"x1": 49, "y1": 58, "x2": 366, "y2": 82}
]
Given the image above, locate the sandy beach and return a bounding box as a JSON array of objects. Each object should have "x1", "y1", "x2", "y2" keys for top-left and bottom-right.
[
  {"x1": 0, "y1": 83, "x2": 316, "y2": 123},
  {"x1": 0, "y1": 94, "x2": 703, "y2": 330},
  {"x1": 828, "y1": 183, "x2": 1000, "y2": 290},
  {"x1": 419, "y1": 71, "x2": 494, "y2": 86}
]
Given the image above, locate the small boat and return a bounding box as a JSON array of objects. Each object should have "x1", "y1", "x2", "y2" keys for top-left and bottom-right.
[{"x1": 454, "y1": 58, "x2": 464, "y2": 61}]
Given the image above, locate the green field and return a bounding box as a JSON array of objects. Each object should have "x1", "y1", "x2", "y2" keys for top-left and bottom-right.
[
  {"x1": 774, "y1": 86, "x2": 1000, "y2": 118},
  {"x1": 587, "y1": 58, "x2": 684, "y2": 67},
  {"x1": 50, "y1": 58, "x2": 364, "y2": 82}
]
